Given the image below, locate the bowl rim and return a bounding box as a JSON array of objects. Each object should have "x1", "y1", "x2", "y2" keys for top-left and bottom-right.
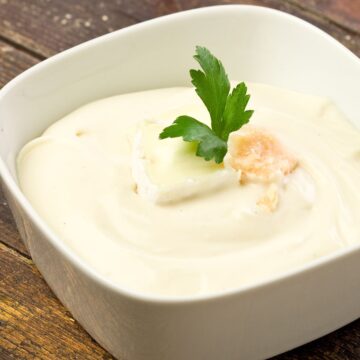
[{"x1": 1, "y1": 4, "x2": 360, "y2": 305}]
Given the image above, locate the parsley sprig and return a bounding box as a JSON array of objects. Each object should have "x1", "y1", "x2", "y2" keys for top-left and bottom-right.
[{"x1": 159, "y1": 46, "x2": 254, "y2": 163}]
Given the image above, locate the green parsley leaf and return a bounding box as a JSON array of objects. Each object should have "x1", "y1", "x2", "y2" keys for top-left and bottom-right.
[
  {"x1": 159, "y1": 116, "x2": 227, "y2": 163},
  {"x1": 221, "y1": 82, "x2": 254, "y2": 141},
  {"x1": 159, "y1": 46, "x2": 254, "y2": 163},
  {"x1": 190, "y1": 47, "x2": 230, "y2": 136}
]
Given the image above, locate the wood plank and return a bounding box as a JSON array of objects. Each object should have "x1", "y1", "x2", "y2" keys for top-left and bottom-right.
[
  {"x1": 0, "y1": 41, "x2": 39, "y2": 256},
  {"x1": 290, "y1": 0, "x2": 360, "y2": 34},
  {"x1": 0, "y1": 187, "x2": 28, "y2": 257},
  {"x1": 276, "y1": 319, "x2": 360, "y2": 359},
  {"x1": 0, "y1": 40, "x2": 39, "y2": 88},
  {"x1": 0, "y1": 242, "x2": 115, "y2": 359},
  {"x1": 0, "y1": 0, "x2": 136, "y2": 58},
  {"x1": 105, "y1": 0, "x2": 181, "y2": 21}
]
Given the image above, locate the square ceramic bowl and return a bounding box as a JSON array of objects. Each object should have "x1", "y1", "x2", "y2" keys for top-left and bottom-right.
[{"x1": 1, "y1": 5, "x2": 360, "y2": 360}]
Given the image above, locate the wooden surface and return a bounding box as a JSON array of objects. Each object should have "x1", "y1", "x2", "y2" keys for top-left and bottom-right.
[{"x1": 0, "y1": 0, "x2": 359, "y2": 358}]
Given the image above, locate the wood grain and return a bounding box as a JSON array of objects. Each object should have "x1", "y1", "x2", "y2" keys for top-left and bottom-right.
[
  {"x1": 0, "y1": 1, "x2": 360, "y2": 359},
  {"x1": 0, "y1": 188, "x2": 28, "y2": 257},
  {"x1": 0, "y1": 242, "x2": 114, "y2": 359},
  {"x1": 0, "y1": 0, "x2": 136, "y2": 58},
  {"x1": 290, "y1": 0, "x2": 360, "y2": 34},
  {"x1": 0, "y1": 41, "x2": 39, "y2": 256},
  {"x1": 0, "y1": 40, "x2": 39, "y2": 88},
  {"x1": 276, "y1": 320, "x2": 360, "y2": 360}
]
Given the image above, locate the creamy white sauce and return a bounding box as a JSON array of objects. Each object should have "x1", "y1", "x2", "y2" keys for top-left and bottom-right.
[{"x1": 17, "y1": 84, "x2": 360, "y2": 297}]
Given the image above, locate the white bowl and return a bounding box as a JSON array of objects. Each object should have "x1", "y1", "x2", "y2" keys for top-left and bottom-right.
[{"x1": 1, "y1": 5, "x2": 360, "y2": 359}]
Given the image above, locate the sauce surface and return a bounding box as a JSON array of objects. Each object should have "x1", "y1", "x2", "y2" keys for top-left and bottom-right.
[{"x1": 17, "y1": 84, "x2": 360, "y2": 297}]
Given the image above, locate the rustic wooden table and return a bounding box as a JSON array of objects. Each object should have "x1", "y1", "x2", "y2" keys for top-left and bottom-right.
[{"x1": 0, "y1": 1, "x2": 360, "y2": 359}]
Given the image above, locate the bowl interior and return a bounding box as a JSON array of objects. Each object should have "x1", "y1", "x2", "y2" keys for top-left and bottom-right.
[{"x1": 0, "y1": 5, "x2": 359, "y2": 187}]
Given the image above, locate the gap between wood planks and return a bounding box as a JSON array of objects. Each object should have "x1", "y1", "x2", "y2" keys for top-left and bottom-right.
[{"x1": 0, "y1": 33, "x2": 46, "y2": 61}]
